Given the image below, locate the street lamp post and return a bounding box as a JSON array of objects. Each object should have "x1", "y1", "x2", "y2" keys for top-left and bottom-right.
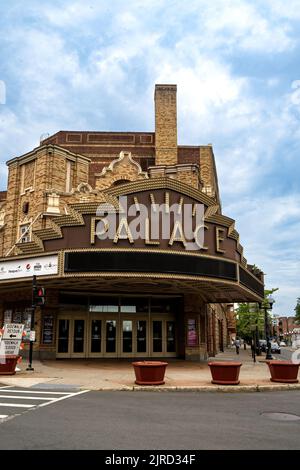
[{"x1": 259, "y1": 296, "x2": 275, "y2": 361}]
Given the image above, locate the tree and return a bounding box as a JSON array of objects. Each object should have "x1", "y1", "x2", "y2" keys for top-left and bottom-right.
[
  {"x1": 236, "y1": 303, "x2": 264, "y2": 342},
  {"x1": 295, "y1": 298, "x2": 300, "y2": 325},
  {"x1": 235, "y1": 288, "x2": 279, "y2": 342}
]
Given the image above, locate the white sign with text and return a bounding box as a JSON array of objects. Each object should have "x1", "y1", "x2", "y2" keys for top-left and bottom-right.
[
  {"x1": 0, "y1": 255, "x2": 58, "y2": 280},
  {"x1": 3, "y1": 323, "x2": 24, "y2": 340}
]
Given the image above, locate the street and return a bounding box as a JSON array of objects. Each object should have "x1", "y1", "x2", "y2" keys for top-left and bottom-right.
[
  {"x1": 279, "y1": 348, "x2": 295, "y2": 361},
  {"x1": 0, "y1": 388, "x2": 300, "y2": 450}
]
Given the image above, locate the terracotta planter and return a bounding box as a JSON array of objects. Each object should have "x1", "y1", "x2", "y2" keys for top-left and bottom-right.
[
  {"x1": 208, "y1": 361, "x2": 242, "y2": 385},
  {"x1": 0, "y1": 355, "x2": 20, "y2": 375},
  {"x1": 132, "y1": 361, "x2": 168, "y2": 385},
  {"x1": 267, "y1": 360, "x2": 299, "y2": 383}
]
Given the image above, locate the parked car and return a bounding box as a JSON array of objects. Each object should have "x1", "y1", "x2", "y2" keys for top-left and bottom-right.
[
  {"x1": 271, "y1": 342, "x2": 281, "y2": 354},
  {"x1": 259, "y1": 339, "x2": 267, "y2": 352},
  {"x1": 279, "y1": 341, "x2": 286, "y2": 347}
]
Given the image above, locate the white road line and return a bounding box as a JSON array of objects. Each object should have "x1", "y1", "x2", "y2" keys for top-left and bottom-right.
[
  {"x1": 0, "y1": 386, "x2": 11, "y2": 390},
  {"x1": 0, "y1": 403, "x2": 35, "y2": 408},
  {"x1": 0, "y1": 389, "x2": 70, "y2": 395},
  {"x1": 39, "y1": 389, "x2": 90, "y2": 408},
  {"x1": 0, "y1": 395, "x2": 56, "y2": 401},
  {"x1": 0, "y1": 415, "x2": 8, "y2": 419}
]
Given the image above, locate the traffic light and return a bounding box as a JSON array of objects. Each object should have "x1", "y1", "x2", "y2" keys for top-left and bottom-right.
[{"x1": 33, "y1": 286, "x2": 45, "y2": 306}]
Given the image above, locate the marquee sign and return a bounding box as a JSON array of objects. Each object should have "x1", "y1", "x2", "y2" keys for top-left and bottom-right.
[{"x1": 0, "y1": 255, "x2": 58, "y2": 280}]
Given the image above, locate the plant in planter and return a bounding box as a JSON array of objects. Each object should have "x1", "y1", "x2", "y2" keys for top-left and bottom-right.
[
  {"x1": 0, "y1": 355, "x2": 21, "y2": 375},
  {"x1": 266, "y1": 360, "x2": 299, "y2": 383},
  {"x1": 132, "y1": 361, "x2": 168, "y2": 385},
  {"x1": 208, "y1": 361, "x2": 242, "y2": 385}
]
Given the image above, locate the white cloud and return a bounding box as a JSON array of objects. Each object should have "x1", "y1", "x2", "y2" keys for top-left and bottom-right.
[
  {"x1": 224, "y1": 193, "x2": 300, "y2": 315},
  {"x1": 0, "y1": 0, "x2": 299, "y2": 316}
]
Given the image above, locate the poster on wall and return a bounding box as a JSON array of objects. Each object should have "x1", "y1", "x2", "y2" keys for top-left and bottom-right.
[
  {"x1": 12, "y1": 311, "x2": 23, "y2": 323},
  {"x1": 42, "y1": 315, "x2": 54, "y2": 344},
  {"x1": 22, "y1": 308, "x2": 32, "y2": 343},
  {"x1": 187, "y1": 319, "x2": 198, "y2": 347},
  {"x1": 0, "y1": 255, "x2": 58, "y2": 280},
  {"x1": 3, "y1": 310, "x2": 12, "y2": 324}
]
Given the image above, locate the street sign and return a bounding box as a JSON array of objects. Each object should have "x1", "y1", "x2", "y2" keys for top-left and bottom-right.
[
  {"x1": 2, "y1": 324, "x2": 24, "y2": 340},
  {"x1": 0, "y1": 339, "x2": 20, "y2": 356},
  {"x1": 29, "y1": 331, "x2": 36, "y2": 342}
]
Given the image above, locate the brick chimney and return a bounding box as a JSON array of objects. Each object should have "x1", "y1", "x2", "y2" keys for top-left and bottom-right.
[{"x1": 154, "y1": 84, "x2": 178, "y2": 166}]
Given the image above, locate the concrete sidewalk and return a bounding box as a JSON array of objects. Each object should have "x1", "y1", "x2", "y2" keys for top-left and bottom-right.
[{"x1": 1, "y1": 347, "x2": 299, "y2": 392}]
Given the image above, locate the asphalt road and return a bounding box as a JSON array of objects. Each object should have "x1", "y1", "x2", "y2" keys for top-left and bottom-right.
[
  {"x1": 279, "y1": 348, "x2": 294, "y2": 361},
  {"x1": 0, "y1": 389, "x2": 300, "y2": 450}
]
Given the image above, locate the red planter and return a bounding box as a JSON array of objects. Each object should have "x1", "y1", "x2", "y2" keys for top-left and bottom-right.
[
  {"x1": 208, "y1": 361, "x2": 242, "y2": 385},
  {"x1": 267, "y1": 360, "x2": 299, "y2": 383},
  {"x1": 0, "y1": 355, "x2": 20, "y2": 375},
  {"x1": 132, "y1": 361, "x2": 168, "y2": 385}
]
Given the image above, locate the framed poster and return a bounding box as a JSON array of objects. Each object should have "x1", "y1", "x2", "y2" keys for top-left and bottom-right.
[
  {"x1": 3, "y1": 310, "x2": 12, "y2": 325},
  {"x1": 12, "y1": 310, "x2": 22, "y2": 323},
  {"x1": 187, "y1": 319, "x2": 198, "y2": 347},
  {"x1": 42, "y1": 315, "x2": 54, "y2": 345}
]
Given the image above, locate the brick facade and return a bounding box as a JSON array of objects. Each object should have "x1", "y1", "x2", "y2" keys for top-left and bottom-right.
[{"x1": 0, "y1": 84, "x2": 242, "y2": 359}]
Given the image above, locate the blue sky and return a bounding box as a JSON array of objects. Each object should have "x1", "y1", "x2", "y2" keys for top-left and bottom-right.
[{"x1": 0, "y1": 0, "x2": 299, "y2": 316}]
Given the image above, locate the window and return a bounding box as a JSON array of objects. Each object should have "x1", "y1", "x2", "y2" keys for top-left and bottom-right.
[{"x1": 19, "y1": 224, "x2": 31, "y2": 243}]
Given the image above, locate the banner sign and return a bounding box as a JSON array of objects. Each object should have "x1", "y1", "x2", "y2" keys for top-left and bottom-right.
[
  {"x1": 0, "y1": 255, "x2": 58, "y2": 280},
  {"x1": 187, "y1": 319, "x2": 198, "y2": 347}
]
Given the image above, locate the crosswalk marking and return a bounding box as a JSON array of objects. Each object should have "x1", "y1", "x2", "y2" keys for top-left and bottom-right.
[
  {"x1": 0, "y1": 395, "x2": 56, "y2": 401},
  {"x1": 39, "y1": 389, "x2": 89, "y2": 408},
  {"x1": 0, "y1": 389, "x2": 70, "y2": 395},
  {"x1": 0, "y1": 387, "x2": 90, "y2": 422},
  {"x1": 0, "y1": 403, "x2": 35, "y2": 408}
]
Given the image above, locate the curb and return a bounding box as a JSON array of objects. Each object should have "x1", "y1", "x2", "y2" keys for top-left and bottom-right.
[
  {"x1": 2, "y1": 381, "x2": 300, "y2": 393},
  {"x1": 85, "y1": 383, "x2": 300, "y2": 393}
]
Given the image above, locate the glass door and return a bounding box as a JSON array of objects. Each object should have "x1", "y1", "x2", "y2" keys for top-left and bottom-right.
[
  {"x1": 151, "y1": 316, "x2": 177, "y2": 357},
  {"x1": 57, "y1": 319, "x2": 70, "y2": 357},
  {"x1": 71, "y1": 318, "x2": 86, "y2": 357},
  {"x1": 122, "y1": 320, "x2": 133, "y2": 355},
  {"x1": 89, "y1": 318, "x2": 102, "y2": 357},
  {"x1": 119, "y1": 317, "x2": 148, "y2": 357},
  {"x1": 56, "y1": 315, "x2": 87, "y2": 358},
  {"x1": 105, "y1": 319, "x2": 118, "y2": 357},
  {"x1": 136, "y1": 320, "x2": 147, "y2": 355},
  {"x1": 152, "y1": 320, "x2": 163, "y2": 355}
]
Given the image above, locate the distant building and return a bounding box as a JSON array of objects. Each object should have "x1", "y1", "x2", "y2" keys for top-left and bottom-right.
[{"x1": 274, "y1": 316, "x2": 299, "y2": 343}]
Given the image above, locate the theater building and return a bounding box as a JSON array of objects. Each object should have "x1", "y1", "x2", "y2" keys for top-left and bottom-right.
[{"x1": 0, "y1": 85, "x2": 264, "y2": 361}]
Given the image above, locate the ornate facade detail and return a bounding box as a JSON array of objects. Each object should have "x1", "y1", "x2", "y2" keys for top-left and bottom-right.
[
  {"x1": 76, "y1": 182, "x2": 93, "y2": 194},
  {"x1": 95, "y1": 151, "x2": 148, "y2": 190}
]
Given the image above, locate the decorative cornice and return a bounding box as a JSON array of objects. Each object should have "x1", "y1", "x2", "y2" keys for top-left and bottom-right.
[{"x1": 97, "y1": 151, "x2": 148, "y2": 180}]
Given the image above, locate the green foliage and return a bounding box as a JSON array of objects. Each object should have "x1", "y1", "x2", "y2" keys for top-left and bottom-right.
[
  {"x1": 235, "y1": 288, "x2": 279, "y2": 341},
  {"x1": 295, "y1": 298, "x2": 300, "y2": 325}
]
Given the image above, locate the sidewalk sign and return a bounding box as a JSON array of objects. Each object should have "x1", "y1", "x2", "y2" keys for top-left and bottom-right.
[
  {"x1": 3, "y1": 323, "x2": 24, "y2": 340},
  {"x1": 0, "y1": 323, "x2": 25, "y2": 359},
  {"x1": 1, "y1": 340, "x2": 20, "y2": 356}
]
